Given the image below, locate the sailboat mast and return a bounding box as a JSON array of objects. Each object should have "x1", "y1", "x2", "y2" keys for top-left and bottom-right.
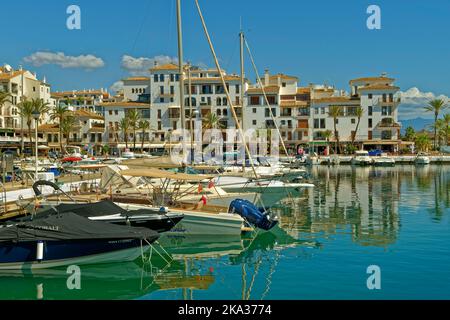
[
  {"x1": 176, "y1": 0, "x2": 186, "y2": 161},
  {"x1": 239, "y1": 29, "x2": 245, "y2": 172}
]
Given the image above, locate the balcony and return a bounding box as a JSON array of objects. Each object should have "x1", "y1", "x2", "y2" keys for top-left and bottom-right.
[
  {"x1": 376, "y1": 118, "x2": 401, "y2": 129},
  {"x1": 375, "y1": 97, "x2": 401, "y2": 106}
]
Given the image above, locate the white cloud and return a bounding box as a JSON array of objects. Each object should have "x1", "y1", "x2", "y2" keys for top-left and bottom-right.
[
  {"x1": 24, "y1": 51, "x2": 105, "y2": 69},
  {"x1": 109, "y1": 81, "x2": 124, "y2": 94},
  {"x1": 398, "y1": 87, "x2": 449, "y2": 120},
  {"x1": 121, "y1": 55, "x2": 178, "y2": 76}
]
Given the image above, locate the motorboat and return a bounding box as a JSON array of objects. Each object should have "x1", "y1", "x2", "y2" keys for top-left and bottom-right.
[
  {"x1": 0, "y1": 213, "x2": 159, "y2": 270},
  {"x1": 373, "y1": 154, "x2": 396, "y2": 167},
  {"x1": 351, "y1": 150, "x2": 372, "y2": 166},
  {"x1": 111, "y1": 169, "x2": 279, "y2": 235},
  {"x1": 415, "y1": 153, "x2": 431, "y2": 165},
  {"x1": 13, "y1": 181, "x2": 184, "y2": 234}
]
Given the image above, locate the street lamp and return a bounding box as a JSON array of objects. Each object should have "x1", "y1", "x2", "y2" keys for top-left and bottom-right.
[{"x1": 32, "y1": 110, "x2": 40, "y2": 181}]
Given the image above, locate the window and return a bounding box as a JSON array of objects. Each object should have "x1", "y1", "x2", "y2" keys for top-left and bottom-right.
[
  {"x1": 252, "y1": 120, "x2": 257, "y2": 126},
  {"x1": 157, "y1": 110, "x2": 162, "y2": 119},
  {"x1": 250, "y1": 96, "x2": 260, "y2": 105},
  {"x1": 223, "y1": 98, "x2": 228, "y2": 106},
  {"x1": 252, "y1": 108, "x2": 257, "y2": 114},
  {"x1": 114, "y1": 110, "x2": 119, "y2": 116},
  {"x1": 321, "y1": 107, "x2": 325, "y2": 115},
  {"x1": 389, "y1": 93, "x2": 394, "y2": 102},
  {"x1": 175, "y1": 74, "x2": 180, "y2": 81},
  {"x1": 160, "y1": 86, "x2": 164, "y2": 95},
  {"x1": 132, "y1": 88, "x2": 135, "y2": 94},
  {"x1": 267, "y1": 96, "x2": 276, "y2": 105},
  {"x1": 109, "y1": 110, "x2": 112, "y2": 115},
  {"x1": 382, "y1": 94, "x2": 387, "y2": 102},
  {"x1": 33, "y1": 87, "x2": 36, "y2": 92},
  {"x1": 217, "y1": 109, "x2": 222, "y2": 116},
  {"x1": 216, "y1": 97, "x2": 222, "y2": 106},
  {"x1": 170, "y1": 86, "x2": 174, "y2": 95},
  {"x1": 159, "y1": 74, "x2": 164, "y2": 82},
  {"x1": 235, "y1": 85, "x2": 240, "y2": 94},
  {"x1": 368, "y1": 93, "x2": 373, "y2": 99},
  {"x1": 368, "y1": 106, "x2": 373, "y2": 116},
  {"x1": 368, "y1": 118, "x2": 373, "y2": 128},
  {"x1": 351, "y1": 119, "x2": 356, "y2": 124},
  {"x1": 314, "y1": 119, "x2": 320, "y2": 129},
  {"x1": 154, "y1": 74, "x2": 158, "y2": 82},
  {"x1": 382, "y1": 106, "x2": 392, "y2": 116},
  {"x1": 223, "y1": 109, "x2": 228, "y2": 116},
  {"x1": 282, "y1": 82, "x2": 286, "y2": 88},
  {"x1": 170, "y1": 98, "x2": 174, "y2": 103},
  {"x1": 160, "y1": 98, "x2": 164, "y2": 103},
  {"x1": 170, "y1": 74, "x2": 175, "y2": 82},
  {"x1": 320, "y1": 119, "x2": 326, "y2": 129}
]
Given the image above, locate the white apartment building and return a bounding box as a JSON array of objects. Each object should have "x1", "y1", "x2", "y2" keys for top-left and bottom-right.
[
  {"x1": 51, "y1": 89, "x2": 110, "y2": 114},
  {"x1": 122, "y1": 77, "x2": 150, "y2": 103},
  {"x1": 0, "y1": 64, "x2": 53, "y2": 152}
]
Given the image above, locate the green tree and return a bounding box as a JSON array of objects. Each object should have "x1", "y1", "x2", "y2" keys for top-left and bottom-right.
[
  {"x1": 119, "y1": 117, "x2": 131, "y2": 149},
  {"x1": 404, "y1": 126, "x2": 416, "y2": 142},
  {"x1": 442, "y1": 113, "x2": 450, "y2": 146},
  {"x1": 203, "y1": 112, "x2": 225, "y2": 130},
  {"x1": 137, "y1": 120, "x2": 150, "y2": 153},
  {"x1": 424, "y1": 99, "x2": 448, "y2": 149},
  {"x1": 328, "y1": 105, "x2": 342, "y2": 154},
  {"x1": 126, "y1": 109, "x2": 141, "y2": 150},
  {"x1": 50, "y1": 104, "x2": 70, "y2": 154},
  {"x1": 415, "y1": 133, "x2": 431, "y2": 153},
  {"x1": 60, "y1": 115, "x2": 76, "y2": 149},
  {"x1": 350, "y1": 106, "x2": 364, "y2": 147}
]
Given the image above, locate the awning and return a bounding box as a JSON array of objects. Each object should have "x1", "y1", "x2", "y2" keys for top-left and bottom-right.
[{"x1": 362, "y1": 140, "x2": 402, "y2": 145}]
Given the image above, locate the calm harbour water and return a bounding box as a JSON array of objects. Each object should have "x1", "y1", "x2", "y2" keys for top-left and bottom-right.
[{"x1": 1, "y1": 165, "x2": 449, "y2": 300}]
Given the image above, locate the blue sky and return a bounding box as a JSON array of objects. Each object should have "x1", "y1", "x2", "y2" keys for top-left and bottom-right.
[{"x1": 1, "y1": 0, "x2": 449, "y2": 119}]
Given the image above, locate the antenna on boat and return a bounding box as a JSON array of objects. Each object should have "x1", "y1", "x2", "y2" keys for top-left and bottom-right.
[
  {"x1": 244, "y1": 38, "x2": 290, "y2": 160},
  {"x1": 195, "y1": 0, "x2": 259, "y2": 179},
  {"x1": 239, "y1": 20, "x2": 246, "y2": 173}
]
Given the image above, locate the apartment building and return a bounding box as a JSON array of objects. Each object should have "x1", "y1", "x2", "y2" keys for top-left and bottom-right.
[
  {"x1": 309, "y1": 75, "x2": 402, "y2": 153},
  {"x1": 39, "y1": 109, "x2": 105, "y2": 155},
  {"x1": 149, "y1": 63, "x2": 245, "y2": 134},
  {"x1": 0, "y1": 64, "x2": 53, "y2": 151},
  {"x1": 51, "y1": 89, "x2": 110, "y2": 114}
]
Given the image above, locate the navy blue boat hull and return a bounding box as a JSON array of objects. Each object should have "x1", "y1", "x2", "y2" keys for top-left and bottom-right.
[{"x1": 0, "y1": 239, "x2": 147, "y2": 270}]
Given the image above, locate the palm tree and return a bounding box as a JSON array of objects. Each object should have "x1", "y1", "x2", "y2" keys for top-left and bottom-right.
[
  {"x1": 415, "y1": 133, "x2": 431, "y2": 153},
  {"x1": 424, "y1": 99, "x2": 448, "y2": 149},
  {"x1": 119, "y1": 117, "x2": 131, "y2": 149},
  {"x1": 351, "y1": 106, "x2": 364, "y2": 147},
  {"x1": 50, "y1": 104, "x2": 70, "y2": 154},
  {"x1": 126, "y1": 109, "x2": 141, "y2": 150},
  {"x1": 328, "y1": 105, "x2": 342, "y2": 154},
  {"x1": 202, "y1": 112, "x2": 225, "y2": 130},
  {"x1": 443, "y1": 113, "x2": 450, "y2": 146},
  {"x1": 137, "y1": 120, "x2": 150, "y2": 153},
  {"x1": 60, "y1": 115, "x2": 76, "y2": 149}
]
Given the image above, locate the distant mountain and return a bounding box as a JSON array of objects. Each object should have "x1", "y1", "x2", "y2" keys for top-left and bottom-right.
[{"x1": 399, "y1": 117, "x2": 434, "y2": 133}]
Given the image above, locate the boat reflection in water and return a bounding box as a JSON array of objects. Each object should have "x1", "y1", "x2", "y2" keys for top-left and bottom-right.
[{"x1": 0, "y1": 255, "x2": 215, "y2": 300}]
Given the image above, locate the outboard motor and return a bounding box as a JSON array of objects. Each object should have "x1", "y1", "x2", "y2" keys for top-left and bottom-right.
[{"x1": 229, "y1": 199, "x2": 278, "y2": 231}]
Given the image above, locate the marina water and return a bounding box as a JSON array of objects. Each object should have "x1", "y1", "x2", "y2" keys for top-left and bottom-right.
[{"x1": 1, "y1": 165, "x2": 449, "y2": 300}]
